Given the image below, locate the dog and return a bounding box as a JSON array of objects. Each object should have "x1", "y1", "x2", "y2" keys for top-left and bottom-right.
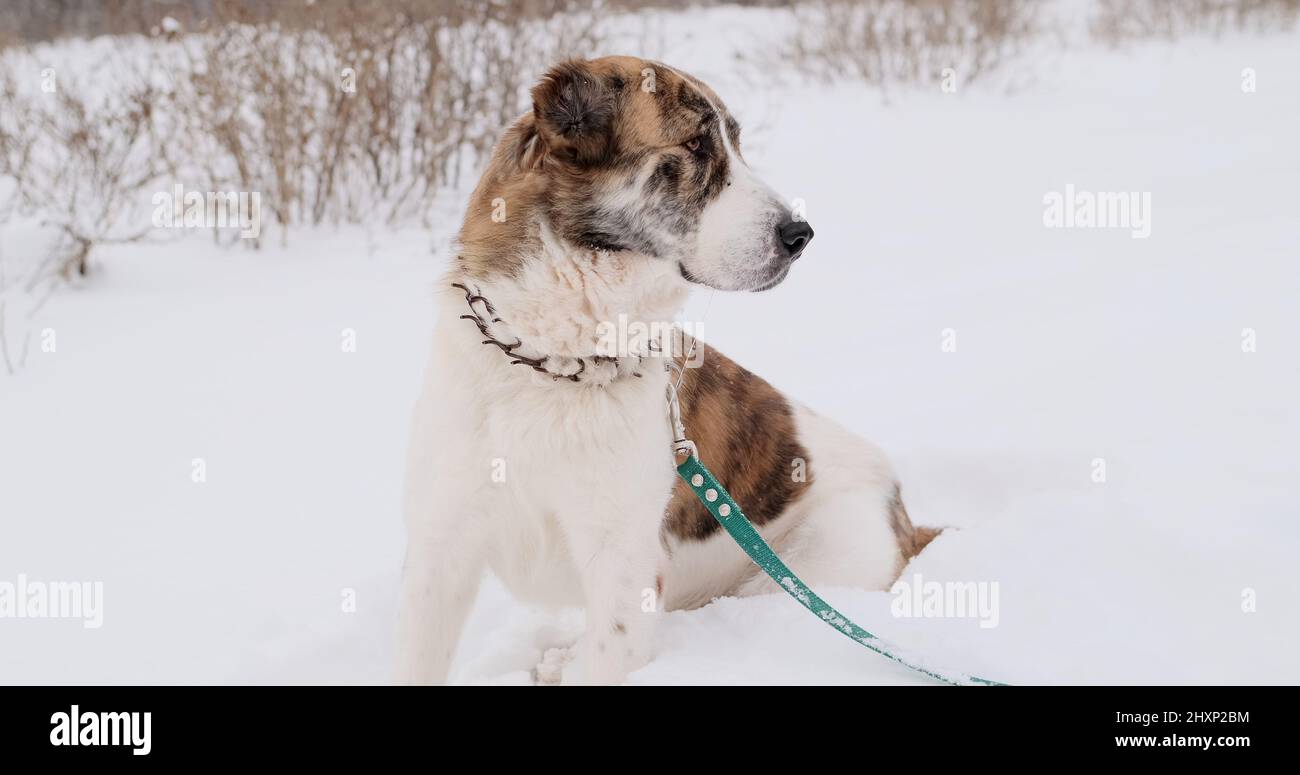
[{"x1": 396, "y1": 57, "x2": 940, "y2": 685}]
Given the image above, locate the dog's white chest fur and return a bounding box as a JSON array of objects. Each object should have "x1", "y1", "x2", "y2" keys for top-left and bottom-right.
[{"x1": 469, "y1": 356, "x2": 677, "y2": 609}]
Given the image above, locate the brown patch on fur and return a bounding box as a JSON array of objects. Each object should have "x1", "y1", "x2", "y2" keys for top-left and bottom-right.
[
  {"x1": 663, "y1": 345, "x2": 812, "y2": 541},
  {"x1": 913, "y1": 526, "x2": 942, "y2": 553},
  {"x1": 888, "y1": 484, "x2": 943, "y2": 560},
  {"x1": 530, "y1": 59, "x2": 620, "y2": 166}
]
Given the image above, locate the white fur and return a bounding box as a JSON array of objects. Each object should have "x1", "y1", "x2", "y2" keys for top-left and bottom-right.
[
  {"x1": 396, "y1": 230, "x2": 908, "y2": 685},
  {"x1": 675, "y1": 73, "x2": 791, "y2": 292},
  {"x1": 690, "y1": 161, "x2": 788, "y2": 291}
]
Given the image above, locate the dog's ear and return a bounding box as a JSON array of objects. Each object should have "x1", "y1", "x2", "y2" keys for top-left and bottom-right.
[
  {"x1": 502, "y1": 116, "x2": 547, "y2": 172},
  {"x1": 531, "y1": 59, "x2": 619, "y2": 167}
]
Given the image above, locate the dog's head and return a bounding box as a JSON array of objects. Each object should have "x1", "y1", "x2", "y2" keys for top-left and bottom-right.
[{"x1": 463, "y1": 57, "x2": 811, "y2": 292}]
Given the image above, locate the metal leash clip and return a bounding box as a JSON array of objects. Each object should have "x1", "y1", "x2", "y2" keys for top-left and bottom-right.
[{"x1": 665, "y1": 361, "x2": 698, "y2": 461}]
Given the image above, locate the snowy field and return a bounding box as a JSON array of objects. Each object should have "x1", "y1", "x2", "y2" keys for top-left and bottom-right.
[{"x1": 2, "y1": 5, "x2": 1298, "y2": 684}]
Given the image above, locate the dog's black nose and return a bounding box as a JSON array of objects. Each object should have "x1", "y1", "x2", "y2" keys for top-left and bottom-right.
[{"x1": 777, "y1": 219, "x2": 814, "y2": 259}]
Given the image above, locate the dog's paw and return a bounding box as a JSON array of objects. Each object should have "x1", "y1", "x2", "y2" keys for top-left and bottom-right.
[{"x1": 533, "y1": 645, "x2": 576, "y2": 686}]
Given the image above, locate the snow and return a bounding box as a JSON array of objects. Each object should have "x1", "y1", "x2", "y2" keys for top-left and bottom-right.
[{"x1": 1, "y1": 5, "x2": 1297, "y2": 685}]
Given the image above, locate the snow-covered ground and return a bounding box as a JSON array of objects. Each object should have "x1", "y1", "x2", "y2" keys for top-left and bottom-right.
[{"x1": 2, "y1": 5, "x2": 1298, "y2": 684}]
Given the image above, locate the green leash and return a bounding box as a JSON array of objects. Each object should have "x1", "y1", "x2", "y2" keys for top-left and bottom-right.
[{"x1": 676, "y1": 455, "x2": 1004, "y2": 686}]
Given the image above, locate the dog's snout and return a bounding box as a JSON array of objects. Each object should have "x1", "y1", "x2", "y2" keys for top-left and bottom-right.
[{"x1": 777, "y1": 219, "x2": 814, "y2": 259}]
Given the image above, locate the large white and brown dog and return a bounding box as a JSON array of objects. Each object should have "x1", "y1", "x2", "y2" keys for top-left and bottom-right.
[{"x1": 397, "y1": 57, "x2": 939, "y2": 685}]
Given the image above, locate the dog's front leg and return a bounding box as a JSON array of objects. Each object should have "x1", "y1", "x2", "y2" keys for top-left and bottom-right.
[
  {"x1": 394, "y1": 515, "x2": 485, "y2": 685},
  {"x1": 563, "y1": 500, "x2": 664, "y2": 685},
  {"x1": 394, "y1": 393, "x2": 486, "y2": 685}
]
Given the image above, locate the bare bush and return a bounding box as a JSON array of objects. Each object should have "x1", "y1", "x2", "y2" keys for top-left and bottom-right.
[
  {"x1": 145, "y1": 1, "x2": 607, "y2": 236},
  {"x1": 0, "y1": 69, "x2": 171, "y2": 283},
  {"x1": 0, "y1": 63, "x2": 177, "y2": 372},
  {"x1": 1091, "y1": 0, "x2": 1300, "y2": 43},
  {"x1": 0, "y1": 0, "x2": 609, "y2": 263},
  {"x1": 769, "y1": 0, "x2": 1043, "y2": 93}
]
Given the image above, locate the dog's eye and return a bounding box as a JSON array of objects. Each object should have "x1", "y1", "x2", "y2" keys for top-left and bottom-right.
[{"x1": 684, "y1": 137, "x2": 703, "y2": 154}]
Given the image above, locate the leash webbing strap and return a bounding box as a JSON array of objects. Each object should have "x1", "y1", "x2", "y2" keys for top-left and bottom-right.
[{"x1": 676, "y1": 454, "x2": 1005, "y2": 686}]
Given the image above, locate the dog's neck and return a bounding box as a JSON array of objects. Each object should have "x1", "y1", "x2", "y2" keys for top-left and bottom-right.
[{"x1": 452, "y1": 221, "x2": 690, "y2": 386}]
